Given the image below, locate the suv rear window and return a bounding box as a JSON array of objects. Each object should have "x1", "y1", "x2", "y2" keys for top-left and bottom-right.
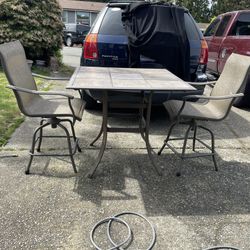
[
  {"x1": 99, "y1": 8, "x2": 200, "y2": 40},
  {"x1": 184, "y1": 13, "x2": 200, "y2": 40},
  {"x1": 99, "y1": 8, "x2": 126, "y2": 35}
]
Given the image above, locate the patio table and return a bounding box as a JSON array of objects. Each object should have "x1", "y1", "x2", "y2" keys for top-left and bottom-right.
[{"x1": 67, "y1": 67, "x2": 196, "y2": 178}]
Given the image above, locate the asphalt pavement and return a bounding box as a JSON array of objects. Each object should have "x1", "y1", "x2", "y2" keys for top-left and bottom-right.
[
  {"x1": 62, "y1": 46, "x2": 82, "y2": 67},
  {"x1": 0, "y1": 49, "x2": 249, "y2": 249}
]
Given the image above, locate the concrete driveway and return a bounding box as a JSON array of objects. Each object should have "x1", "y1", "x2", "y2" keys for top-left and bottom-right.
[
  {"x1": 0, "y1": 50, "x2": 250, "y2": 249},
  {"x1": 0, "y1": 75, "x2": 249, "y2": 249},
  {"x1": 62, "y1": 46, "x2": 82, "y2": 67}
]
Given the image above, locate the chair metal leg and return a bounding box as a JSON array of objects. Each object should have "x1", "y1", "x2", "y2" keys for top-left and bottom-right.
[
  {"x1": 176, "y1": 122, "x2": 192, "y2": 177},
  {"x1": 212, "y1": 154, "x2": 218, "y2": 171},
  {"x1": 66, "y1": 119, "x2": 82, "y2": 153},
  {"x1": 37, "y1": 119, "x2": 46, "y2": 152},
  {"x1": 158, "y1": 121, "x2": 178, "y2": 155},
  {"x1": 192, "y1": 123, "x2": 197, "y2": 152},
  {"x1": 26, "y1": 158, "x2": 34, "y2": 175},
  {"x1": 181, "y1": 123, "x2": 193, "y2": 157},
  {"x1": 26, "y1": 122, "x2": 50, "y2": 174},
  {"x1": 198, "y1": 125, "x2": 218, "y2": 171},
  {"x1": 58, "y1": 123, "x2": 78, "y2": 173}
]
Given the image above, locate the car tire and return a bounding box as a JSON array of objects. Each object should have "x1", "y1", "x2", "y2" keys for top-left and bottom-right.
[
  {"x1": 233, "y1": 96, "x2": 246, "y2": 107},
  {"x1": 81, "y1": 90, "x2": 98, "y2": 109},
  {"x1": 66, "y1": 37, "x2": 73, "y2": 47},
  {"x1": 233, "y1": 75, "x2": 250, "y2": 108},
  {"x1": 233, "y1": 93, "x2": 250, "y2": 108}
]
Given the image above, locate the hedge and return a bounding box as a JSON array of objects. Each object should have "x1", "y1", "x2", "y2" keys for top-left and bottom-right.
[{"x1": 0, "y1": 0, "x2": 64, "y2": 62}]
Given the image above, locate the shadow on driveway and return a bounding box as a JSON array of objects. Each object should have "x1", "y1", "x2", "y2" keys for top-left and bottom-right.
[{"x1": 74, "y1": 150, "x2": 250, "y2": 217}]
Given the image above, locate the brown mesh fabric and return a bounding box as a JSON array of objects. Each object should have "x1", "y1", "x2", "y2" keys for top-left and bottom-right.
[
  {"x1": 0, "y1": 40, "x2": 85, "y2": 120},
  {"x1": 0, "y1": 40, "x2": 39, "y2": 116},
  {"x1": 209, "y1": 53, "x2": 250, "y2": 116},
  {"x1": 164, "y1": 53, "x2": 250, "y2": 121}
]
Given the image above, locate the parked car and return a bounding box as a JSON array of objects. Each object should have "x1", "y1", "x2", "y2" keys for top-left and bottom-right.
[
  {"x1": 63, "y1": 24, "x2": 90, "y2": 47},
  {"x1": 204, "y1": 10, "x2": 250, "y2": 107},
  {"x1": 80, "y1": 2, "x2": 208, "y2": 108}
]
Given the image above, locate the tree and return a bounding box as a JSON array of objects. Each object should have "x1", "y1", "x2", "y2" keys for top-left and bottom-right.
[
  {"x1": 211, "y1": 0, "x2": 250, "y2": 16},
  {"x1": 0, "y1": 0, "x2": 64, "y2": 62},
  {"x1": 175, "y1": 0, "x2": 211, "y2": 22}
]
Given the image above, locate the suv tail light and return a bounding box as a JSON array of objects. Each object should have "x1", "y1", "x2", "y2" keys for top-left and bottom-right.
[
  {"x1": 199, "y1": 39, "x2": 208, "y2": 64},
  {"x1": 84, "y1": 33, "x2": 98, "y2": 59}
]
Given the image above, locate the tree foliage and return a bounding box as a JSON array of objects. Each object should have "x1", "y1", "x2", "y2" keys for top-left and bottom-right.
[
  {"x1": 174, "y1": 0, "x2": 250, "y2": 21},
  {"x1": 211, "y1": 0, "x2": 250, "y2": 16},
  {"x1": 0, "y1": 0, "x2": 64, "y2": 61},
  {"x1": 175, "y1": 0, "x2": 211, "y2": 22}
]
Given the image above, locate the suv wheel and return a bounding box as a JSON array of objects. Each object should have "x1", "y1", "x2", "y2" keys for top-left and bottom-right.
[
  {"x1": 81, "y1": 90, "x2": 98, "y2": 109},
  {"x1": 233, "y1": 96, "x2": 247, "y2": 107},
  {"x1": 66, "y1": 37, "x2": 73, "y2": 47},
  {"x1": 233, "y1": 91, "x2": 250, "y2": 108},
  {"x1": 233, "y1": 75, "x2": 250, "y2": 108}
]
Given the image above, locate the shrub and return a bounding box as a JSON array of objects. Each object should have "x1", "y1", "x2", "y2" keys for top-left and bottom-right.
[{"x1": 0, "y1": 0, "x2": 64, "y2": 62}]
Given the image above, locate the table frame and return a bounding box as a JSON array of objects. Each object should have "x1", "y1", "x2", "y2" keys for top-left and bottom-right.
[
  {"x1": 67, "y1": 67, "x2": 196, "y2": 178},
  {"x1": 87, "y1": 90, "x2": 162, "y2": 178}
]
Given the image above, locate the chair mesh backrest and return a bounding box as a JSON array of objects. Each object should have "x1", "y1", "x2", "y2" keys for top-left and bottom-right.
[
  {"x1": 0, "y1": 40, "x2": 37, "y2": 115},
  {"x1": 210, "y1": 53, "x2": 250, "y2": 116}
]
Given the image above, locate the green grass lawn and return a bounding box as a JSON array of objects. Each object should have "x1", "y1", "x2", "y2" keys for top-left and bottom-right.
[
  {"x1": 0, "y1": 64, "x2": 74, "y2": 147},
  {"x1": 0, "y1": 70, "x2": 25, "y2": 146}
]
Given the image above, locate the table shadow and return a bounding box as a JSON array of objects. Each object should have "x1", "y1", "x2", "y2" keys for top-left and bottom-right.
[{"x1": 74, "y1": 150, "x2": 250, "y2": 217}]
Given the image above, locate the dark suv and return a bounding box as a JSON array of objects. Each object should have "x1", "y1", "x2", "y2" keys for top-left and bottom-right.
[
  {"x1": 80, "y1": 2, "x2": 208, "y2": 108},
  {"x1": 63, "y1": 24, "x2": 90, "y2": 47}
]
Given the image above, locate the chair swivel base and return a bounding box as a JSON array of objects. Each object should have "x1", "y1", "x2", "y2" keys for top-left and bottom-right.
[
  {"x1": 25, "y1": 118, "x2": 81, "y2": 175},
  {"x1": 158, "y1": 121, "x2": 218, "y2": 172}
]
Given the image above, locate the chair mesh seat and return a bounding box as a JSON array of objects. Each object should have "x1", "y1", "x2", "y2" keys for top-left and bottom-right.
[
  {"x1": 26, "y1": 96, "x2": 86, "y2": 121},
  {"x1": 164, "y1": 100, "x2": 226, "y2": 121}
]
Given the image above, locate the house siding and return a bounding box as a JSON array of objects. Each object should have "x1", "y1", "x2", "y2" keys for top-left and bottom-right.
[{"x1": 58, "y1": 0, "x2": 106, "y2": 26}]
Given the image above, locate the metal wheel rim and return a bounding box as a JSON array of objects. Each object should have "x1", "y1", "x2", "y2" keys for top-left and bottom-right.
[{"x1": 66, "y1": 37, "x2": 72, "y2": 46}]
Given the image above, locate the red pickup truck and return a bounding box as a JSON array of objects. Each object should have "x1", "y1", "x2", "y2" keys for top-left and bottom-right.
[{"x1": 204, "y1": 10, "x2": 250, "y2": 107}]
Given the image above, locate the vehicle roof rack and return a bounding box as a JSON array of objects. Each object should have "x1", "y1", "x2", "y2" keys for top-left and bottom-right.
[{"x1": 108, "y1": 0, "x2": 146, "y2": 8}]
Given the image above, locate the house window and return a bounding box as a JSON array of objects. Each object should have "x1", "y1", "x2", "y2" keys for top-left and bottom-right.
[
  {"x1": 90, "y1": 13, "x2": 97, "y2": 25},
  {"x1": 68, "y1": 11, "x2": 76, "y2": 23},
  {"x1": 76, "y1": 11, "x2": 90, "y2": 25},
  {"x1": 62, "y1": 10, "x2": 67, "y2": 23}
]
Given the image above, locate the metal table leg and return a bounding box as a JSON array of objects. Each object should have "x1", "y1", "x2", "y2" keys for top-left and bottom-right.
[
  {"x1": 144, "y1": 91, "x2": 162, "y2": 176},
  {"x1": 139, "y1": 91, "x2": 146, "y2": 142},
  {"x1": 88, "y1": 90, "x2": 161, "y2": 178},
  {"x1": 87, "y1": 90, "x2": 108, "y2": 178},
  {"x1": 90, "y1": 119, "x2": 104, "y2": 146}
]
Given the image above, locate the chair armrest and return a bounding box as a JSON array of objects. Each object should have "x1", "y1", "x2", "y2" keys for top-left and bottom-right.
[
  {"x1": 183, "y1": 93, "x2": 244, "y2": 100},
  {"x1": 6, "y1": 85, "x2": 74, "y2": 99},
  {"x1": 32, "y1": 72, "x2": 70, "y2": 81},
  {"x1": 174, "y1": 92, "x2": 244, "y2": 119},
  {"x1": 32, "y1": 73, "x2": 86, "y2": 99},
  {"x1": 36, "y1": 91, "x2": 75, "y2": 99},
  {"x1": 189, "y1": 81, "x2": 217, "y2": 86}
]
